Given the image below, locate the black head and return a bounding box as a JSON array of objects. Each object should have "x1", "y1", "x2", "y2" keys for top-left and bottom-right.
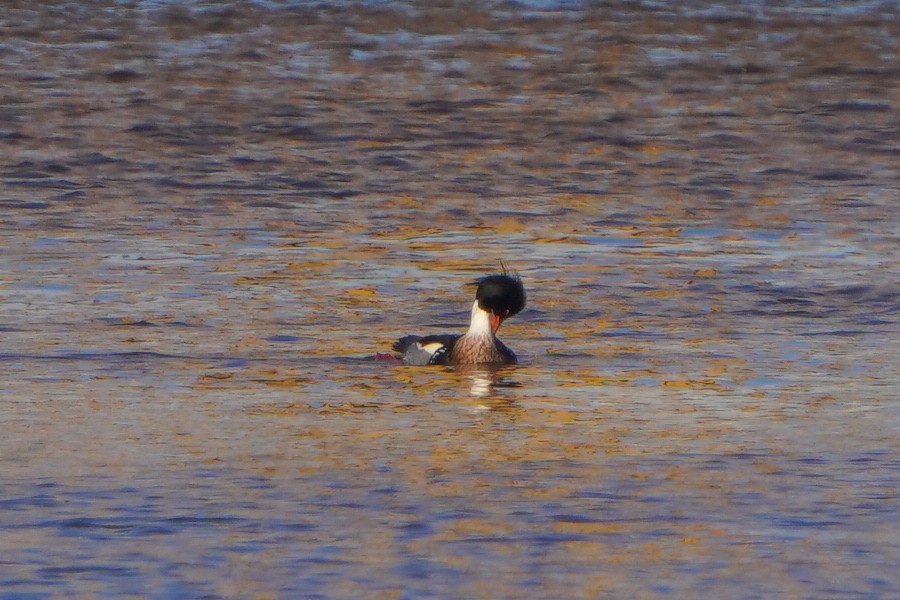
[{"x1": 473, "y1": 271, "x2": 526, "y2": 319}]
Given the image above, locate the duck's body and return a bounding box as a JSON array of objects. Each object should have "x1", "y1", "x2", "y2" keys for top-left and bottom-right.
[{"x1": 393, "y1": 270, "x2": 526, "y2": 366}]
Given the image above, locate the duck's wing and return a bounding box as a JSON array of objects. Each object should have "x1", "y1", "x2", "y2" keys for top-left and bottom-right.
[
  {"x1": 494, "y1": 338, "x2": 517, "y2": 364},
  {"x1": 393, "y1": 334, "x2": 460, "y2": 366}
]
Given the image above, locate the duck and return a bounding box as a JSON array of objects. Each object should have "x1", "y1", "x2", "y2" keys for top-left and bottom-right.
[{"x1": 393, "y1": 268, "x2": 526, "y2": 366}]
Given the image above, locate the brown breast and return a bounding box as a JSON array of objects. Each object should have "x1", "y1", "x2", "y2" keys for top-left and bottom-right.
[{"x1": 449, "y1": 333, "x2": 509, "y2": 365}]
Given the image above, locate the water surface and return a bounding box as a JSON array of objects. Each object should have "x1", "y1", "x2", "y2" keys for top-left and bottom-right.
[{"x1": 1, "y1": 1, "x2": 898, "y2": 598}]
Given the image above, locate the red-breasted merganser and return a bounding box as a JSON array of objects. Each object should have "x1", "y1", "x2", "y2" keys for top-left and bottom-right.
[{"x1": 393, "y1": 269, "x2": 526, "y2": 366}]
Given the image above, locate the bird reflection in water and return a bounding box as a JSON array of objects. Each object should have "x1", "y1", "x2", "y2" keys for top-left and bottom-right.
[{"x1": 453, "y1": 364, "x2": 523, "y2": 400}]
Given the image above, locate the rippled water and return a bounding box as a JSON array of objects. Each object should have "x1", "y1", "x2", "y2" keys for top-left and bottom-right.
[{"x1": 1, "y1": 1, "x2": 898, "y2": 598}]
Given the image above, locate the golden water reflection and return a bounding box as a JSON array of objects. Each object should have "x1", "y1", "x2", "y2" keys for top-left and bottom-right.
[{"x1": 1, "y1": 1, "x2": 898, "y2": 598}]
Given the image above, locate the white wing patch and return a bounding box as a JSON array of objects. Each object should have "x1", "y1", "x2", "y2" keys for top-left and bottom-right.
[{"x1": 418, "y1": 341, "x2": 446, "y2": 355}]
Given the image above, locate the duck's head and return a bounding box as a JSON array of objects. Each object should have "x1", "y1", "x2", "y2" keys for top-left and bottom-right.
[{"x1": 472, "y1": 270, "x2": 526, "y2": 334}]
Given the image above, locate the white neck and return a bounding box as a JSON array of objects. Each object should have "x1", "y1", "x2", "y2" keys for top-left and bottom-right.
[{"x1": 467, "y1": 300, "x2": 493, "y2": 337}]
